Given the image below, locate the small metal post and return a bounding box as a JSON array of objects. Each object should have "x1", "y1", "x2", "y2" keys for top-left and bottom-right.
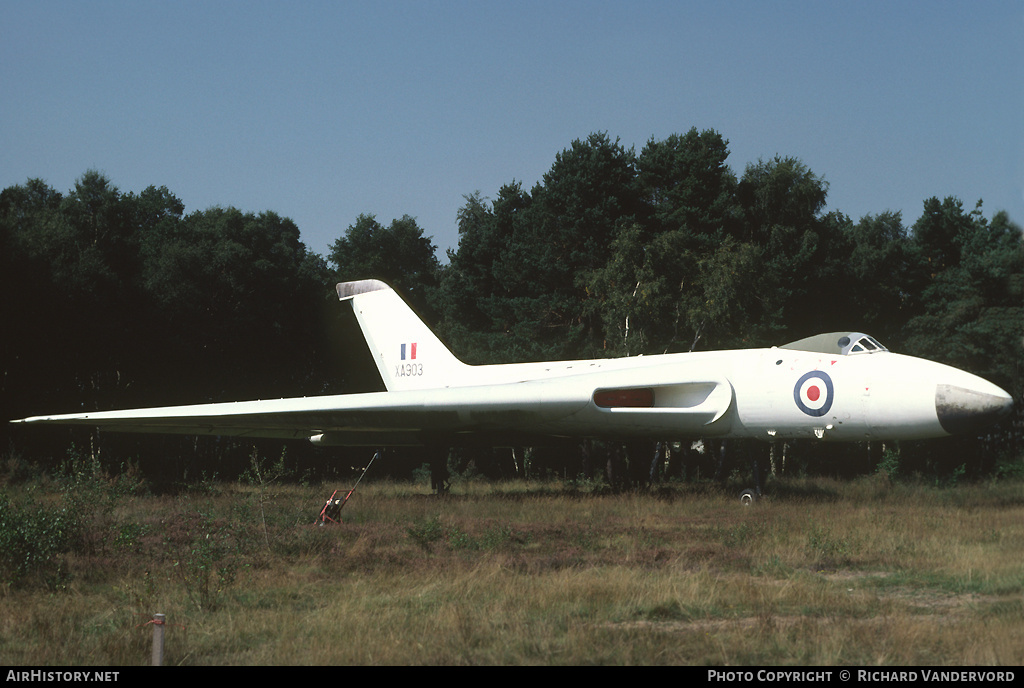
[{"x1": 151, "y1": 613, "x2": 165, "y2": 666}]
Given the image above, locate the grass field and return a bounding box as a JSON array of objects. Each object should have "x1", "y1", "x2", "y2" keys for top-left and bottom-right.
[{"x1": 1, "y1": 464, "x2": 1023, "y2": 666}]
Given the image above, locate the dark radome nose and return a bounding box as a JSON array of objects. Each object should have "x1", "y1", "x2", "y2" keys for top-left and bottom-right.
[{"x1": 936, "y1": 384, "x2": 1014, "y2": 435}]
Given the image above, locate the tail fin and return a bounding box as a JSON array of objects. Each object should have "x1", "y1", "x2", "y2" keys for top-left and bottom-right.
[{"x1": 337, "y1": 280, "x2": 470, "y2": 391}]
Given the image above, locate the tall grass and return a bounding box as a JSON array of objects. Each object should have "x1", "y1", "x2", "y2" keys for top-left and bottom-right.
[{"x1": 1, "y1": 467, "x2": 1022, "y2": 665}]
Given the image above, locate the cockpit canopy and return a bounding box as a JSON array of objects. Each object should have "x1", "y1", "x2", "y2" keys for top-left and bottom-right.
[{"x1": 779, "y1": 332, "x2": 889, "y2": 356}]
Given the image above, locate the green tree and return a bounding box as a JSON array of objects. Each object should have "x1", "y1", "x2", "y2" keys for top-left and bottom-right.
[
  {"x1": 529, "y1": 132, "x2": 641, "y2": 277},
  {"x1": 843, "y1": 211, "x2": 916, "y2": 345},
  {"x1": 911, "y1": 196, "x2": 975, "y2": 273},
  {"x1": 141, "y1": 206, "x2": 331, "y2": 402},
  {"x1": 435, "y1": 189, "x2": 520, "y2": 363},
  {"x1": 328, "y1": 213, "x2": 440, "y2": 315},
  {"x1": 904, "y1": 199, "x2": 1023, "y2": 396},
  {"x1": 589, "y1": 223, "x2": 764, "y2": 356},
  {"x1": 637, "y1": 127, "x2": 738, "y2": 244},
  {"x1": 2, "y1": 172, "x2": 146, "y2": 417},
  {"x1": 588, "y1": 129, "x2": 751, "y2": 355},
  {"x1": 1, "y1": 179, "x2": 67, "y2": 442},
  {"x1": 442, "y1": 133, "x2": 642, "y2": 362},
  {"x1": 736, "y1": 156, "x2": 848, "y2": 341}
]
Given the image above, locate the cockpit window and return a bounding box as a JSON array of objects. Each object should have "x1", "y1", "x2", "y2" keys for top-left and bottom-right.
[
  {"x1": 845, "y1": 335, "x2": 887, "y2": 355},
  {"x1": 779, "y1": 332, "x2": 889, "y2": 356}
]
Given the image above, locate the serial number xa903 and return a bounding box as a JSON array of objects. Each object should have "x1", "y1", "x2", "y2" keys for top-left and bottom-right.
[{"x1": 395, "y1": 363, "x2": 424, "y2": 378}]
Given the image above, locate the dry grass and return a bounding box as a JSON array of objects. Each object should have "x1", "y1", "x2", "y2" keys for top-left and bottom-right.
[{"x1": 1, "y1": 472, "x2": 1023, "y2": 665}]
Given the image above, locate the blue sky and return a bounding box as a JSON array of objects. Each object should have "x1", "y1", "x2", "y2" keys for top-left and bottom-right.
[{"x1": 3, "y1": 1, "x2": 1021, "y2": 260}]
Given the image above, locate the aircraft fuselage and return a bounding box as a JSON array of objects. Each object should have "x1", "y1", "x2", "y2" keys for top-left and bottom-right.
[{"x1": 358, "y1": 345, "x2": 1010, "y2": 445}]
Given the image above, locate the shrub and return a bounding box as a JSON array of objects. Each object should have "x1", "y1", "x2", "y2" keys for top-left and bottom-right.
[{"x1": 0, "y1": 491, "x2": 79, "y2": 590}]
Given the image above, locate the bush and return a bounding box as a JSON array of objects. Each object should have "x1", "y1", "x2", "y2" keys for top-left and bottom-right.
[
  {"x1": 0, "y1": 448, "x2": 149, "y2": 591},
  {"x1": 0, "y1": 491, "x2": 79, "y2": 590}
]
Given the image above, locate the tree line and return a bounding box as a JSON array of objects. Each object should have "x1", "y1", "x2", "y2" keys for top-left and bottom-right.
[{"x1": 2, "y1": 130, "x2": 1021, "y2": 485}]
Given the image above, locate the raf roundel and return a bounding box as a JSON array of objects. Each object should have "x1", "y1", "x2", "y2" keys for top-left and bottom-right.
[{"x1": 794, "y1": 370, "x2": 834, "y2": 417}]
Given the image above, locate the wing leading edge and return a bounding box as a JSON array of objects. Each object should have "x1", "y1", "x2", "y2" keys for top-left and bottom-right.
[
  {"x1": 13, "y1": 374, "x2": 735, "y2": 446},
  {"x1": 11, "y1": 388, "x2": 575, "y2": 444}
]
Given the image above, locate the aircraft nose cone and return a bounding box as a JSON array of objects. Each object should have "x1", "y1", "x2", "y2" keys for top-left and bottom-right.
[{"x1": 935, "y1": 383, "x2": 1014, "y2": 435}]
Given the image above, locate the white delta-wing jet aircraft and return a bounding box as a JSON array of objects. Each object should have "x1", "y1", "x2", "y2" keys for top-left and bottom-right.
[{"x1": 12, "y1": 279, "x2": 1014, "y2": 448}]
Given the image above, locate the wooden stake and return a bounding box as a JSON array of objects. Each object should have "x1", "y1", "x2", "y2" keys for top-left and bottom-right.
[{"x1": 151, "y1": 613, "x2": 165, "y2": 666}]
